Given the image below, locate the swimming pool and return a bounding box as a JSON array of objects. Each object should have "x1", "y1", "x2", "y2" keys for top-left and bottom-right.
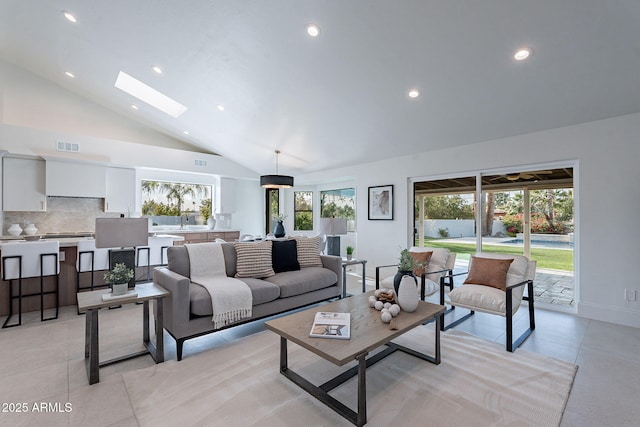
[{"x1": 505, "y1": 239, "x2": 573, "y2": 249}]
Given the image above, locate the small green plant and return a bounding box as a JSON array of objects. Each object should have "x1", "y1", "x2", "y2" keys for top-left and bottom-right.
[
  {"x1": 346, "y1": 246, "x2": 354, "y2": 255},
  {"x1": 398, "y1": 248, "x2": 415, "y2": 271},
  {"x1": 438, "y1": 228, "x2": 450, "y2": 238},
  {"x1": 200, "y1": 198, "x2": 213, "y2": 221},
  {"x1": 104, "y1": 263, "x2": 134, "y2": 284},
  {"x1": 273, "y1": 213, "x2": 287, "y2": 222}
]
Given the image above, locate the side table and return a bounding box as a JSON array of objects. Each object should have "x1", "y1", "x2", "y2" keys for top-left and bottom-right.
[
  {"x1": 341, "y1": 258, "x2": 367, "y2": 297},
  {"x1": 76, "y1": 282, "x2": 169, "y2": 385}
]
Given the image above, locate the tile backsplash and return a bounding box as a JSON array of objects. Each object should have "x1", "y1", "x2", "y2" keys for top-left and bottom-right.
[{"x1": 3, "y1": 197, "x2": 121, "y2": 235}]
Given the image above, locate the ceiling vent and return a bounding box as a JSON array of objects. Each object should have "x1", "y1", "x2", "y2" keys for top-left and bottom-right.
[
  {"x1": 56, "y1": 141, "x2": 79, "y2": 153},
  {"x1": 194, "y1": 159, "x2": 207, "y2": 167}
]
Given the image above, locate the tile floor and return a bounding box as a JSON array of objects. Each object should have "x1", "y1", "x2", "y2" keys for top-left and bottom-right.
[{"x1": 0, "y1": 274, "x2": 638, "y2": 426}]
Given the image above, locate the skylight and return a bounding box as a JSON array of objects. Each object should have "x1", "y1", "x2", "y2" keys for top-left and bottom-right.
[{"x1": 114, "y1": 71, "x2": 187, "y2": 118}]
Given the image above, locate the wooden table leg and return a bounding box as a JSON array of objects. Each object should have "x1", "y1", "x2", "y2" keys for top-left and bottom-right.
[{"x1": 85, "y1": 308, "x2": 99, "y2": 385}]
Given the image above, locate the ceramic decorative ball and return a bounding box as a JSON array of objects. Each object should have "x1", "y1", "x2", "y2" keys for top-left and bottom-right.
[
  {"x1": 374, "y1": 300, "x2": 384, "y2": 311},
  {"x1": 389, "y1": 304, "x2": 400, "y2": 317},
  {"x1": 381, "y1": 310, "x2": 392, "y2": 323}
]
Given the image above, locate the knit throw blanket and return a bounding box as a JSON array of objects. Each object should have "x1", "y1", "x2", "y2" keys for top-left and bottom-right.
[{"x1": 185, "y1": 243, "x2": 252, "y2": 329}]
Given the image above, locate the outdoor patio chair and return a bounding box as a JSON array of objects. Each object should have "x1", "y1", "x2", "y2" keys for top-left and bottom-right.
[
  {"x1": 439, "y1": 252, "x2": 536, "y2": 352},
  {"x1": 376, "y1": 246, "x2": 457, "y2": 300}
]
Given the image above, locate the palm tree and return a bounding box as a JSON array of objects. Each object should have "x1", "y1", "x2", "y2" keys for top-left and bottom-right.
[{"x1": 141, "y1": 181, "x2": 210, "y2": 215}]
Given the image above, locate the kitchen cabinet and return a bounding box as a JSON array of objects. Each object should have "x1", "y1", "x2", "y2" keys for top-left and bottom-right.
[
  {"x1": 2, "y1": 157, "x2": 47, "y2": 211},
  {"x1": 170, "y1": 231, "x2": 240, "y2": 245},
  {"x1": 46, "y1": 159, "x2": 106, "y2": 198},
  {"x1": 105, "y1": 167, "x2": 135, "y2": 213}
]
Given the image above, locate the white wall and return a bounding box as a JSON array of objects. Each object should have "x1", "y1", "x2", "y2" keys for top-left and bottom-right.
[{"x1": 297, "y1": 113, "x2": 640, "y2": 328}]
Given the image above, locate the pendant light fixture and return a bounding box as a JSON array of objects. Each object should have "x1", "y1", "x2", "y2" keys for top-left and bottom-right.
[{"x1": 260, "y1": 150, "x2": 294, "y2": 188}]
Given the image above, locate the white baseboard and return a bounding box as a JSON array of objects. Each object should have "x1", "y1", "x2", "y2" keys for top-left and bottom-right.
[{"x1": 577, "y1": 301, "x2": 640, "y2": 328}]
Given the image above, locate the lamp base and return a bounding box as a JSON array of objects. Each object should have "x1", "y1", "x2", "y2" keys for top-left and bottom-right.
[
  {"x1": 109, "y1": 248, "x2": 136, "y2": 288},
  {"x1": 326, "y1": 236, "x2": 341, "y2": 256}
]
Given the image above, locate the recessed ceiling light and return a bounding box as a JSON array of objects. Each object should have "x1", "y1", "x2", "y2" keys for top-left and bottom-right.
[
  {"x1": 114, "y1": 71, "x2": 187, "y2": 118},
  {"x1": 183, "y1": 130, "x2": 189, "y2": 135},
  {"x1": 306, "y1": 24, "x2": 320, "y2": 37},
  {"x1": 217, "y1": 105, "x2": 225, "y2": 111},
  {"x1": 131, "y1": 104, "x2": 139, "y2": 110},
  {"x1": 152, "y1": 66, "x2": 163, "y2": 74},
  {"x1": 65, "y1": 71, "x2": 75, "y2": 78},
  {"x1": 514, "y1": 48, "x2": 532, "y2": 61},
  {"x1": 408, "y1": 89, "x2": 421, "y2": 98},
  {"x1": 62, "y1": 11, "x2": 77, "y2": 23}
]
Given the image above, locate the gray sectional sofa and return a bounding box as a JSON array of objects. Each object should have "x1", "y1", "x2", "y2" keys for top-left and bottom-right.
[{"x1": 153, "y1": 241, "x2": 343, "y2": 360}]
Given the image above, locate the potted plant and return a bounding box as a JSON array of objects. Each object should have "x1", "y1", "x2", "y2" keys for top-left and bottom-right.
[
  {"x1": 104, "y1": 262, "x2": 134, "y2": 295},
  {"x1": 393, "y1": 248, "x2": 420, "y2": 294},
  {"x1": 273, "y1": 213, "x2": 287, "y2": 238},
  {"x1": 200, "y1": 199, "x2": 216, "y2": 229},
  {"x1": 346, "y1": 246, "x2": 354, "y2": 260}
]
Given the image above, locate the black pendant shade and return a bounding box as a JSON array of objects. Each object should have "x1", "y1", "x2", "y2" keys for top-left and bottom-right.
[
  {"x1": 260, "y1": 150, "x2": 294, "y2": 188},
  {"x1": 260, "y1": 174, "x2": 294, "y2": 188}
]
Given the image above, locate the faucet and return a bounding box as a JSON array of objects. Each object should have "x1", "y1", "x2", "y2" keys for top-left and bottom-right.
[{"x1": 180, "y1": 214, "x2": 189, "y2": 230}]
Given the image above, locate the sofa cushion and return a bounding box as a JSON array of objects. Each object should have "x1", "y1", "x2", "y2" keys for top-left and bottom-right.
[
  {"x1": 272, "y1": 240, "x2": 300, "y2": 273},
  {"x1": 190, "y1": 278, "x2": 281, "y2": 316},
  {"x1": 294, "y1": 236, "x2": 323, "y2": 268},
  {"x1": 234, "y1": 241, "x2": 275, "y2": 278},
  {"x1": 409, "y1": 250, "x2": 432, "y2": 276},
  {"x1": 167, "y1": 246, "x2": 191, "y2": 278},
  {"x1": 265, "y1": 267, "x2": 337, "y2": 298},
  {"x1": 463, "y1": 256, "x2": 513, "y2": 290}
]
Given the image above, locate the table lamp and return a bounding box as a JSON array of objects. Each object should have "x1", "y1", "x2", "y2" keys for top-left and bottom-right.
[{"x1": 320, "y1": 217, "x2": 348, "y2": 257}]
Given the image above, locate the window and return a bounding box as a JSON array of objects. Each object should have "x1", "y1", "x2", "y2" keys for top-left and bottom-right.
[
  {"x1": 266, "y1": 188, "x2": 279, "y2": 235},
  {"x1": 141, "y1": 180, "x2": 212, "y2": 227},
  {"x1": 320, "y1": 188, "x2": 356, "y2": 232},
  {"x1": 294, "y1": 191, "x2": 313, "y2": 231}
]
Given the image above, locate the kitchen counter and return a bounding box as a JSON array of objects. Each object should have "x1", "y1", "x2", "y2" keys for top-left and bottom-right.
[{"x1": 0, "y1": 233, "x2": 186, "y2": 248}]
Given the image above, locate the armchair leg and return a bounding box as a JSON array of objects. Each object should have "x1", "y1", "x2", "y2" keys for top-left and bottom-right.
[
  {"x1": 441, "y1": 310, "x2": 474, "y2": 332},
  {"x1": 506, "y1": 281, "x2": 536, "y2": 352}
]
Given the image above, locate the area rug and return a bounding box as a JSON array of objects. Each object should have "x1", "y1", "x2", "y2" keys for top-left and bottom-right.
[{"x1": 123, "y1": 327, "x2": 577, "y2": 426}]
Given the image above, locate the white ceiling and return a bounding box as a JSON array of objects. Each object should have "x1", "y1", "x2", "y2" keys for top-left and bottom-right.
[{"x1": 1, "y1": 1, "x2": 639, "y2": 176}]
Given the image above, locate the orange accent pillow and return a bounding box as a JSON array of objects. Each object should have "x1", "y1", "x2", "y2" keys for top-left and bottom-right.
[
  {"x1": 463, "y1": 256, "x2": 514, "y2": 290},
  {"x1": 409, "y1": 251, "x2": 432, "y2": 276}
]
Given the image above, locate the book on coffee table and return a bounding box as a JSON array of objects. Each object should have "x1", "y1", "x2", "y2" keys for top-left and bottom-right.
[{"x1": 309, "y1": 312, "x2": 351, "y2": 339}]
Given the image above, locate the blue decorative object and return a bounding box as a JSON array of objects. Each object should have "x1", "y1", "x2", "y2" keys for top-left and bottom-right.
[{"x1": 274, "y1": 220, "x2": 285, "y2": 238}]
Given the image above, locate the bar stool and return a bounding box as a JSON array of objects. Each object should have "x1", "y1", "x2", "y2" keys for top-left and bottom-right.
[
  {"x1": 1, "y1": 241, "x2": 60, "y2": 328},
  {"x1": 76, "y1": 239, "x2": 112, "y2": 293},
  {"x1": 135, "y1": 236, "x2": 174, "y2": 281}
]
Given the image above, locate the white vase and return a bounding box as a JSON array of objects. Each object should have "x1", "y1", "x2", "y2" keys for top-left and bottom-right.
[
  {"x1": 397, "y1": 274, "x2": 420, "y2": 312},
  {"x1": 24, "y1": 224, "x2": 38, "y2": 235},
  {"x1": 112, "y1": 282, "x2": 128, "y2": 296},
  {"x1": 8, "y1": 223, "x2": 22, "y2": 236},
  {"x1": 207, "y1": 217, "x2": 216, "y2": 230}
]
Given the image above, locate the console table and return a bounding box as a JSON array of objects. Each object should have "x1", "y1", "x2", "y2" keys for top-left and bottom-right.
[{"x1": 76, "y1": 282, "x2": 169, "y2": 385}]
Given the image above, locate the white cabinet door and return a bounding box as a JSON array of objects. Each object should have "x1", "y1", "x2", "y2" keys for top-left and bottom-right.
[
  {"x1": 46, "y1": 160, "x2": 106, "y2": 197},
  {"x1": 2, "y1": 157, "x2": 47, "y2": 211},
  {"x1": 105, "y1": 167, "x2": 135, "y2": 213},
  {"x1": 219, "y1": 177, "x2": 236, "y2": 213}
]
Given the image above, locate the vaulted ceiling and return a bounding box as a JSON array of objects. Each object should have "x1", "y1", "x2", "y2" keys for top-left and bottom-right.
[{"x1": 1, "y1": 1, "x2": 639, "y2": 176}]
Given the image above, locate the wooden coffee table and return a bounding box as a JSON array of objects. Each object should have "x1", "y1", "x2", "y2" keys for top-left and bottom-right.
[{"x1": 264, "y1": 291, "x2": 445, "y2": 426}]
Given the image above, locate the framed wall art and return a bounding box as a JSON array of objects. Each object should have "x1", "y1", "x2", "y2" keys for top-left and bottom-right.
[{"x1": 368, "y1": 185, "x2": 393, "y2": 220}]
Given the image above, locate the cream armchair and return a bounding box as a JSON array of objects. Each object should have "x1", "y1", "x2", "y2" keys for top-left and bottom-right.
[
  {"x1": 376, "y1": 247, "x2": 457, "y2": 300},
  {"x1": 439, "y1": 252, "x2": 536, "y2": 352}
]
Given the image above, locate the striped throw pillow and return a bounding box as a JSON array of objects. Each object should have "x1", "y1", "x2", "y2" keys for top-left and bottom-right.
[
  {"x1": 294, "y1": 236, "x2": 323, "y2": 268},
  {"x1": 234, "y1": 240, "x2": 275, "y2": 278}
]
